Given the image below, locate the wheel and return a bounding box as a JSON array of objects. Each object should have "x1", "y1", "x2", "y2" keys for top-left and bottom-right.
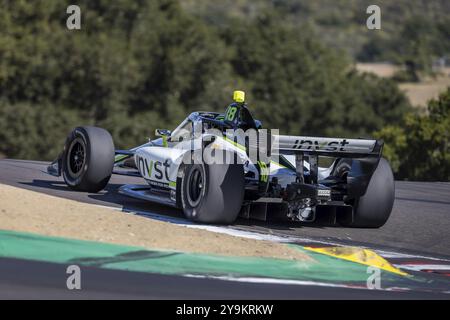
[
  {"x1": 180, "y1": 153, "x2": 245, "y2": 224},
  {"x1": 345, "y1": 158, "x2": 395, "y2": 228},
  {"x1": 62, "y1": 126, "x2": 114, "y2": 193}
]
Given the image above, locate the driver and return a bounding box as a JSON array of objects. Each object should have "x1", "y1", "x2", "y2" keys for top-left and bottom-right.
[{"x1": 223, "y1": 91, "x2": 259, "y2": 130}]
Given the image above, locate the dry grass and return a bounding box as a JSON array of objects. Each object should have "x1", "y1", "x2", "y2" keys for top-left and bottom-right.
[
  {"x1": 356, "y1": 63, "x2": 398, "y2": 78},
  {"x1": 356, "y1": 63, "x2": 450, "y2": 108},
  {"x1": 399, "y1": 74, "x2": 450, "y2": 107}
]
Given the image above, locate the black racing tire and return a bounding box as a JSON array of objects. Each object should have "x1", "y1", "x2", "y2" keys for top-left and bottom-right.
[
  {"x1": 345, "y1": 158, "x2": 395, "y2": 228},
  {"x1": 180, "y1": 153, "x2": 245, "y2": 224},
  {"x1": 62, "y1": 126, "x2": 114, "y2": 193}
]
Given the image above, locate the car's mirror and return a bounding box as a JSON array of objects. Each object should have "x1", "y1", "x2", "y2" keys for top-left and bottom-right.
[{"x1": 155, "y1": 129, "x2": 171, "y2": 137}]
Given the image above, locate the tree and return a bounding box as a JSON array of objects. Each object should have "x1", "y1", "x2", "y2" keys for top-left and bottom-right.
[
  {"x1": 375, "y1": 88, "x2": 449, "y2": 181},
  {"x1": 222, "y1": 12, "x2": 411, "y2": 137},
  {"x1": 0, "y1": 101, "x2": 84, "y2": 160},
  {"x1": 0, "y1": 1, "x2": 413, "y2": 161}
]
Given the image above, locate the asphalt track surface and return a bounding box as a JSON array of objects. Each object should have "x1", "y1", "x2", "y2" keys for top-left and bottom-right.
[
  {"x1": 0, "y1": 159, "x2": 449, "y2": 299},
  {"x1": 0, "y1": 257, "x2": 446, "y2": 299}
]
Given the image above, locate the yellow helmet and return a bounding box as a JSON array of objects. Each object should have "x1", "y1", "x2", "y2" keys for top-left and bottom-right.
[{"x1": 233, "y1": 90, "x2": 245, "y2": 103}]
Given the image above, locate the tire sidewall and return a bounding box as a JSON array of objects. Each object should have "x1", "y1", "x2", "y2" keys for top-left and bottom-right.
[
  {"x1": 62, "y1": 128, "x2": 91, "y2": 189},
  {"x1": 181, "y1": 163, "x2": 208, "y2": 220},
  {"x1": 62, "y1": 126, "x2": 114, "y2": 192},
  {"x1": 352, "y1": 158, "x2": 395, "y2": 228},
  {"x1": 180, "y1": 152, "x2": 244, "y2": 224}
]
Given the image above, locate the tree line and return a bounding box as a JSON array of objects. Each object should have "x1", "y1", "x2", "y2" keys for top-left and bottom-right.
[{"x1": 0, "y1": 1, "x2": 447, "y2": 180}]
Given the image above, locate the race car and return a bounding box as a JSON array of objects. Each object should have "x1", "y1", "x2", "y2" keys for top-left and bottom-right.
[{"x1": 47, "y1": 91, "x2": 395, "y2": 227}]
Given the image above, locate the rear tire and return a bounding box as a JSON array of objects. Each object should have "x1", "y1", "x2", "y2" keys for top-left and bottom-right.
[
  {"x1": 345, "y1": 158, "x2": 395, "y2": 228},
  {"x1": 62, "y1": 126, "x2": 114, "y2": 193},
  {"x1": 181, "y1": 153, "x2": 244, "y2": 224}
]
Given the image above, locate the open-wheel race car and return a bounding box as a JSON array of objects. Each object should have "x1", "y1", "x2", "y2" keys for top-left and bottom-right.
[{"x1": 47, "y1": 91, "x2": 395, "y2": 227}]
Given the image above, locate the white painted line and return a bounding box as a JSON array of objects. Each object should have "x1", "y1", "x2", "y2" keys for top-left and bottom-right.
[
  {"x1": 183, "y1": 274, "x2": 413, "y2": 292},
  {"x1": 393, "y1": 264, "x2": 450, "y2": 271},
  {"x1": 182, "y1": 225, "x2": 293, "y2": 242},
  {"x1": 375, "y1": 250, "x2": 450, "y2": 262}
]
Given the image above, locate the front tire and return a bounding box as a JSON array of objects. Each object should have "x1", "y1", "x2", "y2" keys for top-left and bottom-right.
[
  {"x1": 62, "y1": 126, "x2": 114, "y2": 193},
  {"x1": 180, "y1": 153, "x2": 245, "y2": 224}
]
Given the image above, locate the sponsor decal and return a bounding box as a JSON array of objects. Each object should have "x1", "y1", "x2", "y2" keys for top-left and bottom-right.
[
  {"x1": 136, "y1": 155, "x2": 170, "y2": 181},
  {"x1": 292, "y1": 139, "x2": 350, "y2": 152}
]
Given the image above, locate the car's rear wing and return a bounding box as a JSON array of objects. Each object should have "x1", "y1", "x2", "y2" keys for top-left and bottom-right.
[{"x1": 273, "y1": 135, "x2": 383, "y2": 158}]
